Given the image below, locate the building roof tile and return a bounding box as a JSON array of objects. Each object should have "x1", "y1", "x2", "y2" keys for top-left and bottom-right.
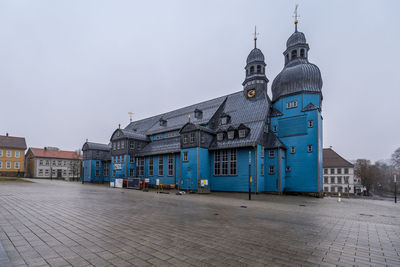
[
  {"x1": 0, "y1": 135, "x2": 27, "y2": 150},
  {"x1": 323, "y1": 148, "x2": 353, "y2": 168}
]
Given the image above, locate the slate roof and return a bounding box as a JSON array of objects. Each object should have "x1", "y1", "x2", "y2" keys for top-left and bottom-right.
[
  {"x1": 125, "y1": 96, "x2": 226, "y2": 136},
  {"x1": 272, "y1": 58, "x2": 323, "y2": 102},
  {"x1": 323, "y1": 148, "x2": 353, "y2": 168},
  {"x1": 265, "y1": 133, "x2": 286, "y2": 149},
  {"x1": 82, "y1": 142, "x2": 111, "y2": 151},
  {"x1": 246, "y1": 48, "x2": 265, "y2": 64},
  {"x1": 0, "y1": 135, "x2": 27, "y2": 150},
  {"x1": 136, "y1": 137, "x2": 181, "y2": 156},
  {"x1": 302, "y1": 102, "x2": 320, "y2": 112},
  {"x1": 286, "y1": 31, "x2": 307, "y2": 48},
  {"x1": 29, "y1": 148, "x2": 81, "y2": 160}
]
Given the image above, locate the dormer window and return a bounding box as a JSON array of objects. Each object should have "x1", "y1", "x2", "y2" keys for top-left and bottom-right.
[
  {"x1": 194, "y1": 109, "x2": 203, "y2": 119},
  {"x1": 183, "y1": 134, "x2": 188, "y2": 144},
  {"x1": 238, "y1": 129, "x2": 246, "y2": 138},
  {"x1": 159, "y1": 118, "x2": 167, "y2": 126},
  {"x1": 220, "y1": 113, "x2": 230, "y2": 125},
  {"x1": 217, "y1": 133, "x2": 224, "y2": 141},
  {"x1": 227, "y1": 131, "x2": 235, "y2": 140}
]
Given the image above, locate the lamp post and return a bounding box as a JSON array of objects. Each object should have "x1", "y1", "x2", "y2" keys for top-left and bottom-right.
[{"x1": 394, "y1": 174, "x2": 397, "y2": 204}]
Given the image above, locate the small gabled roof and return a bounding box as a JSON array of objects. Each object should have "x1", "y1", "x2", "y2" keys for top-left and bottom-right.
[
  {"x1": 29, "y1": 148, "x2": 81, "y2": 160},
  {"x1": 302, "y1": 102, "x2": 320, "y2": 112},
  {"x1": 179, "y1": 122, "x2": 215, "y2": 134},
  {"x1": 265, "y1": 132, "x2": 286, "y2": 149},
  {"x1": 0, "y1": 135, "x2": 27, "y2": 150},
  {"x1": 111, "y1": 128, "x2": 148, "y2": 141},
  {"x1": 270, "y1": 107, "x2": 283, "y2": 117},
  {"x1": 323, "y1": 148, "x2": 353, "y2": 168}
]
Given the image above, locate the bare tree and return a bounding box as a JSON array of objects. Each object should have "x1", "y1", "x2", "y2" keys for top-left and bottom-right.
[
  {"x1": 392, "y1": 147, "x2": 400, "y2": 170},
  {"x1": 354, "y1": 159, "x2": 378, "y2": 195}
]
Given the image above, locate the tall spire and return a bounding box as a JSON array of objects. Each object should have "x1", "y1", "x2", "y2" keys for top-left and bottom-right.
[
  {"x1": 293, "y1": 4, "x2": 300, "y2": 32},
  {"x1": 253, "y1": 26, "x2": 259, "y2": 48}
]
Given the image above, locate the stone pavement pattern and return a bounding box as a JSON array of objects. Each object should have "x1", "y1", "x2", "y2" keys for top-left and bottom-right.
[{"x1": 0, "y1": 180, "x2": 399, "y2": 267}]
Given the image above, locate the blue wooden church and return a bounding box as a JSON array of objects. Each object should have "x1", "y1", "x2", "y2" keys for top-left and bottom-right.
[{"x1": 82, "y1": 20, "x2": 323, "y2": 194}]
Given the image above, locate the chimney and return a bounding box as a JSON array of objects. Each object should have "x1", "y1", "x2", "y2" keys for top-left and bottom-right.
[{"x1": 6, "y1": 133, "x2": 8, "y2": 137}]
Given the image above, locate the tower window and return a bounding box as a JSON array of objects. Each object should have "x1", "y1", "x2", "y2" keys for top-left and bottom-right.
[
  {"x1": 273, "y1": 125, "x2": 277, "y2": 132},
  {"x1": 308, "y1": 120, "x2": 313, "y2": 128},
  {"x1": 250, "y1": 66, "x2": 254, "y2": 74},
  {"x1": 300, "y1": 49, "x2": 305, "y2": 57},
  {"x1": 269, "y1": 166, "x2": 275, "y2": 175},
  {"x1": 307, "y1": 145, "x2": 312, "y2": 153},
  {"x1": 291, "y1": 50, "x2": 297, "y2": 59},
  {"x1": 257, "y1": 65, "x2": 261, "y2": 73}
]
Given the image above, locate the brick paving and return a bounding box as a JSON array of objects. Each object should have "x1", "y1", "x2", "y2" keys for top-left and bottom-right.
[{"x1": 0, "y1": 179, "x2": 399, "y2": 267}]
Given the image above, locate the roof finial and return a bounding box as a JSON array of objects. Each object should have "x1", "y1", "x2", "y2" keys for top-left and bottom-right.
[
  {"x1": 188, "y1": 114, "x2": 191, "y2": 123},
  {"x1": 253, "y1": 26, "x2": 259, "y2": 48},
  {"x1": 293, "y1": 4, "x2": 300, "y2": 32},
  {"x1": 128, "y1": 112, "x2": 133, "y2": 122}
]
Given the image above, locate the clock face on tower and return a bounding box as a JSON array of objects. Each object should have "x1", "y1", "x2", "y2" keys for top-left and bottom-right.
[{"x1": 247, "y1": 89, "x2": 255, "y2": 98}]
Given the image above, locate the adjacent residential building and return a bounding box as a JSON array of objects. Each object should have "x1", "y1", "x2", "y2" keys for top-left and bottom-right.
[
  {"x1": 0, "y1": 133, "x2": 27, "y2": 177},
  {"x1": 25, "y1": 147, "x2": 81, "y2": 179},
  {"x1": 83, "y1": 18, "x2": 325, "y2": 194},
  {"x1": 323, "y1": 148, "x2": 354, "y2": 194}
]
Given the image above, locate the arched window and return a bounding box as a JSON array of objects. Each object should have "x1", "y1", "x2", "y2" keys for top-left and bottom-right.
[
  {"x1": 291, "y1": 50, "x2": 297, "y2": 59},
  {"x1": 257, "y1": 65, "x2": 261, "y2": 73},
  {"x1": 250, "y1": 66, "x2": 254, "y2": 74},
  {"x1": 300, "y1": 49, "x2": 305, "y2": 57}
]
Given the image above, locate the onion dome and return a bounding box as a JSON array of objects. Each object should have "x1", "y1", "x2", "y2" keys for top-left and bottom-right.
[
  {"x1": 271, "y1": 27, "x2": 322, "y2": 102},
  {"x1": 272, "y1": 58, "x2": 322, "y2": 102},
  {"x1": 246, "y1": 48, "x2": 265, "y2": 64}
]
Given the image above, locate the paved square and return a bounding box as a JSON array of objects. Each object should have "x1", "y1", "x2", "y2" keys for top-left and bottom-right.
[{"x1": 0, "y1": 180, "x2": 399, "y2": 267}]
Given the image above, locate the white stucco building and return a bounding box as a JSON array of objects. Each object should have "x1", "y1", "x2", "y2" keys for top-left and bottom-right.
[
  {"x1": 25, "y1": 147, "x2": 81, "y2": 180},
  {"x1": 323, "y1": 148, "x2": 354, "y2": 194}
]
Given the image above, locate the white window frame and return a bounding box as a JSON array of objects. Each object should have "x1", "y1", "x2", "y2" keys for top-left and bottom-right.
[
  {"x1": 158, "y1": 156, "x2": 164, "y2": 176},
  {"x1": 269, "y1": 150, "x2": 275, "y2": 158},
  {"x1": 308, "y1": 120, "x2": 313, "y2": 128},
  {"x1": 238, "y1": 129, "x2": 246, "y2": 138},
  {"x1": 286, "y1": 100, "x2": 298, "y2": 109},
  {"x1": 221, "y1": 117, "x2": 227, "y2": 125},
  {"x1": 168, "y1": 155, "x2": 174, "y2": 176},
  {"x1": 227, "y1": 131, "x2": 234, "y2": 140},
  {"x1": 15, "y1": 151, "x2": 20, "y2": 158},
  {"x1": 307, "y1": 145, "x2": 312, "y2": 153},
  {"x1": 183, "y1": 152, "x2": 188, "y2": 162},
  {"x1": 6, "y1": 161, "x2": 11, "y2": 169},
  {"x1": 14, "y1": 162, "x2": 20, "y2": 169},
  {"x1": 6, "y1": 150, "x2": 11, "y2": 158},
  {"x1": 217, "y1": 133, "x2": 224, "y2": 141}
]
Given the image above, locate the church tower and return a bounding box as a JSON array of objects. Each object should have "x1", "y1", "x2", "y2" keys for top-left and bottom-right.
[
  {"x1": 242, "y1": 28, "x2": 269, "y2": 100},
  {"x1": 269, "y1": 6, "x2": 323, "y2": 193}
]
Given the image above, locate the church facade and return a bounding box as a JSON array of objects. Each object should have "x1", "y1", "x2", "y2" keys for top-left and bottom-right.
[{"x1": 82, "y1": 22, "x2": 323, "y2": 194}]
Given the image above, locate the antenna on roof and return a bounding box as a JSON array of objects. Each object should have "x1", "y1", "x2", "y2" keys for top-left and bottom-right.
[
  {"x1": 293, "y1": 4, "x2": 300, "y2": 32},
  {"x1": 128, "y1": 112, "x2": 133, "y2": 122}
]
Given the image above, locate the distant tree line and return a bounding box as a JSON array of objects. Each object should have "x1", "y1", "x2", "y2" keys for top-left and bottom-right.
[{"x1": 354, "y1": 147, "x2": 400, "y2": 195}]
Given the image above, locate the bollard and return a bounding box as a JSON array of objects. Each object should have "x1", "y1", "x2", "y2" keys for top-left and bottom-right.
[{"x1": 338, "y1": 192, "x2": 341, "y2": 202}]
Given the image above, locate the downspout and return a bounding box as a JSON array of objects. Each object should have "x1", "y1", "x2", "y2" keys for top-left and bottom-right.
[
  {"x1": 197, "y1": 130, "x2": 200, "y2": 190},
  {"x1": 255, "y1": 145, "x2": 258, "y2": 193},
  {"x1": 278, "y1": 148, "x2": 282, "y2": 194}
]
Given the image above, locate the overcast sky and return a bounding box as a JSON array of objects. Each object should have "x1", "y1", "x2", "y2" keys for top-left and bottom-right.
[{"x1": 1, "y1": 0, "x2": 399, "y2": 162}]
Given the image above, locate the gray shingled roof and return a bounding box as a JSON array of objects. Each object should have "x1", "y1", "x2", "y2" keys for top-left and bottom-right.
[
  {"x1": 83, "y1": 142, "x2": 111, "y2": 151},
  {"x1": 286, "y1": 31, "x2": 307, "y2": 48},
  {"x1": 265, "y1": 133, "x2": 286, "y2": 149},
  {"x1": 137, "y1": 137, "x2": 181, "y2": 156},
  {"x1": 0, "y1": 135, "x2": 27, "y2": 150}
]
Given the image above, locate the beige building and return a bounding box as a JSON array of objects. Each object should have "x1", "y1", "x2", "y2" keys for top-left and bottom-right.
[
  {"x1": 0, "y1": 133, "x2": 27, "y2": 177},
  {"x1": 25, "y1": 147, "x2": 81, "y2": 180},
  {"x1": 323, "y1": 148, "x2": 354, "y2": 194}
]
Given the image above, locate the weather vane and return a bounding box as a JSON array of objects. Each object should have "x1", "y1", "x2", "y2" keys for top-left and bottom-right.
[
  {"x1": 293, "y1": 4, "x2": 300, "y2": 31},
  {"x1": 253, "y1": 26, "x2": 259, "y2": 48}
]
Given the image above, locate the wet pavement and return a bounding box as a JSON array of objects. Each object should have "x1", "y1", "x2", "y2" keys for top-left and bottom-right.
[{"x1": 0, "y1": 179, "x2": 399, "y2": 267}]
